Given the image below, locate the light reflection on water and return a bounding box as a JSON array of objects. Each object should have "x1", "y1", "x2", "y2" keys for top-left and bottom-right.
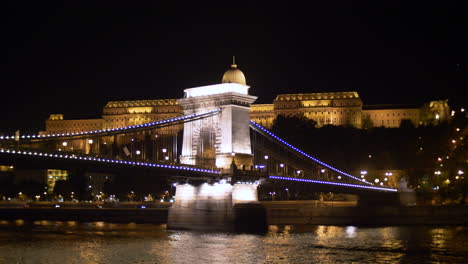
[{"x1": 0, "y1": 221, "x2": 467, "y2": 264}]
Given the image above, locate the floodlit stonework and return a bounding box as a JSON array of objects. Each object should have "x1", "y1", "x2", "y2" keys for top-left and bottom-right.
[
  {"x1": 178, "y1": 83, "x2": 257, "y2": 169},
  {"x1": 249, "y1": 95, "x2": 450, "y2": 129}
]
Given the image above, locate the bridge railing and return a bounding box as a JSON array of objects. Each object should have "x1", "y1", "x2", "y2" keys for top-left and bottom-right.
[{"x1": 0, "y1": 109, "x2": 221, "y2": 142}]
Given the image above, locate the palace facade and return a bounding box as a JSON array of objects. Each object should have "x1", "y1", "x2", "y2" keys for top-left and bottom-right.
[{"x1": 43, "y1": 62, "x2": 449, "y2": 136}]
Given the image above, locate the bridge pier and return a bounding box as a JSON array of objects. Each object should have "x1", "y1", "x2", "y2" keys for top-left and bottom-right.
[{"x1": 167, "y1": 181, "x2": 266, "y2": 232}]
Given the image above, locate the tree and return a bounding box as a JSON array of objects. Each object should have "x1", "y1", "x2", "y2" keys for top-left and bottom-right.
[
  {"x1": 271, "y1": 114, "x2": 316, "y2": 144},
  {"x1": 399, "y1": 119, "x2": 415, "y2": 129},
  {"x1": 362, "y1": 113, "x2": 374, "y2": 129}
]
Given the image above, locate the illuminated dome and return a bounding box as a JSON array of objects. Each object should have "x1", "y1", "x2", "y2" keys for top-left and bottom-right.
[{"x1": 222, "y1": 57, "x2": 247, "y2": 85}]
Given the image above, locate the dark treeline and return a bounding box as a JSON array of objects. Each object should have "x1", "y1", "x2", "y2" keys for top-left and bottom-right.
[
  {"x1": 271, "y1": 115, "x2": 461, "y2": 172},
  {"x1": 270, "y1": 113, "x2": 467, "y2": 203}
]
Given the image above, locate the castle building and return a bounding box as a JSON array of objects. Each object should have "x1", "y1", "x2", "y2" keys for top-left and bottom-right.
[
  {"x1": 43, "y1": 61, "x2": 448, "y2": 136},
  {"x1": 362, "y1": 105, "x2": 421, "y2": 128},
  {"x1": 250, "y1": 91, "x2": 363, "y2": 128}
]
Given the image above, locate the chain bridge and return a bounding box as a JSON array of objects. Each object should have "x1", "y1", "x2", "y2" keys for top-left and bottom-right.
[{"x1": 0, "y1": 80, "x2": 398, "y2": 231}]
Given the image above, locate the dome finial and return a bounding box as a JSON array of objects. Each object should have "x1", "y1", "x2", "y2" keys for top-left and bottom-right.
[{"x1": 231, "y1": 56, "x2": 237, "y2": 68}]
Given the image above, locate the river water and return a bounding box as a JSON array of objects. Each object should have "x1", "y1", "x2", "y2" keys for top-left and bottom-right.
[{"x1": 0, "y1": 220, "x2": 467, "y2": 264}]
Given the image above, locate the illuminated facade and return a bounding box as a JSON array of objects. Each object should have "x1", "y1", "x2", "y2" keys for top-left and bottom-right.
[
  {"x1": 249, "y1": 96, "x2": 449, "y2": 129},
  {"x1": 253, "y1": 91, "x2": 364, "y2": 128},
  {"x1": 179, "y1": 75, "x2": 256, "y2": 169},
  {"x1": 45, "y1": 99, "x2": 182, "y2": 134},
  {"x1": 362, "y1": 105, "x2": 420, "y2": 128}
]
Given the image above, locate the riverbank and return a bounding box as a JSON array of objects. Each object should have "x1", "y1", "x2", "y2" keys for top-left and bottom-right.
[
  {"x1": 262, "y1": 201, "x2": 468, "y2": 226},
  {"x1": 0, "y1": 201, "x2": 467, "y2": 226}
]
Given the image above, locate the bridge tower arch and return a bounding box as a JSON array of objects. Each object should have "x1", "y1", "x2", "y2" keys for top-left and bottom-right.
[{"x1": 178, "y1": 83, "x2": 257, "y2": 170}]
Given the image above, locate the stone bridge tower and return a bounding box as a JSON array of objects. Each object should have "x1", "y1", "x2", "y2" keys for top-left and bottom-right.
[{"x1": 178, "y1": 60, "x2": 257, "y2": 170}]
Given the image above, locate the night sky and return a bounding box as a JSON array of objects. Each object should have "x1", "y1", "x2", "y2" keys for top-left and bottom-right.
[{"x1": 1, "y1": 2, "x2": 466, "y2": 132}]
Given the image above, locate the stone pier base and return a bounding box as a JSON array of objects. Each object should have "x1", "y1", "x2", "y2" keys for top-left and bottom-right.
[{"x1": 167, "y1": 182, "x2": 266, "y2": 232}]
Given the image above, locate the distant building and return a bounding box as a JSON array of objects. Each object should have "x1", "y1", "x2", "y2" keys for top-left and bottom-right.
[
  {"x1": 250, "y1": 91, "x2": 363, "y2": 128},
  {"x1": 42, "y1": 62, "x2": 449, "y2": 136},
  {"x1": 362, "y1": 104, "x2": 421, "y2": 128}
]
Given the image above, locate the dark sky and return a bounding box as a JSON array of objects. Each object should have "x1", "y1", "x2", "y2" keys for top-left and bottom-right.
[{"x1": 1, "y1": 2, "x2": 466, "y2": 132}]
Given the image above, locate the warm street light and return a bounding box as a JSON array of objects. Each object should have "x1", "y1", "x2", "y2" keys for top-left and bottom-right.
[
  {"x1": 62, "y1": 142, "x2": 68, "y2": 147},
  {"x1": 88, "y1": 139, "x2": 93, "y2": 144}
]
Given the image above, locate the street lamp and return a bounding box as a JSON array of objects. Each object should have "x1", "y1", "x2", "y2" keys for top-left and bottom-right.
[{"x1": 269, "y1": 192, "x2": 276, "y2": 201}]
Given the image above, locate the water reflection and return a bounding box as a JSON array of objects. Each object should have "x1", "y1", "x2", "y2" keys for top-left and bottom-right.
[
  {"x1": 345, "y1": 226, "x2": 357, "y2": 238},
  {"x1": 0, "y1": 221, "x2": 467, "y2": 264}
]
